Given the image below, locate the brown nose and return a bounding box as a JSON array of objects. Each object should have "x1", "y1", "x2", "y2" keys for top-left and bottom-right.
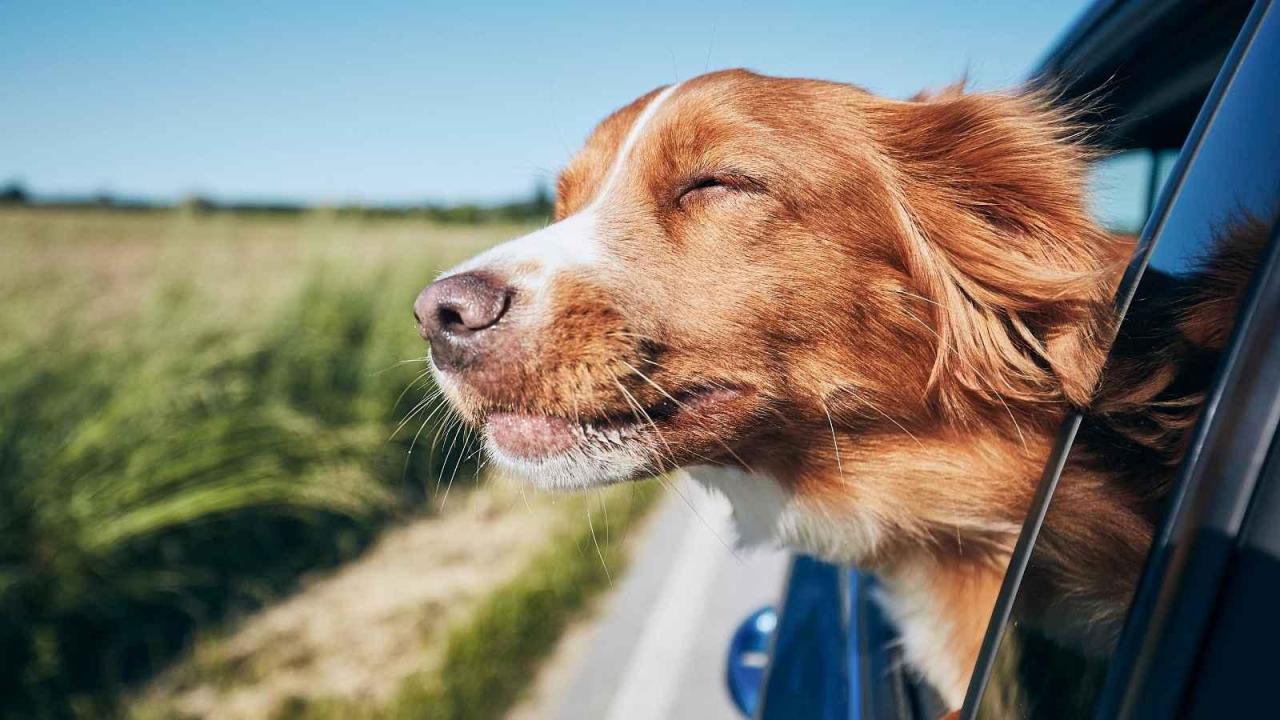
[{"x1": 414, "y1": 272, "x2": 511, "y2": 369}]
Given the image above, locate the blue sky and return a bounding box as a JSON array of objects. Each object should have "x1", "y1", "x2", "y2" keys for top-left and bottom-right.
[{"x1": 1, "y1": 1, "x2": 1093, "y2": 205}]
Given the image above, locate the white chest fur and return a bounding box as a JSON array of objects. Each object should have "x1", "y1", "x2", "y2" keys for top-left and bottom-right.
[
  {"x1": 684, "y1": 465, "x2": 886, "y2": 562},
  {"x1": 685, "y1": 465, "x2": 969, "y2": 709}
]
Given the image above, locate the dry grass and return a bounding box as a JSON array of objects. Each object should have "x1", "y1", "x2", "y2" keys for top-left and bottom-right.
[{"x1": 130, "y1": 478, "x2": 653, "y2": 720}]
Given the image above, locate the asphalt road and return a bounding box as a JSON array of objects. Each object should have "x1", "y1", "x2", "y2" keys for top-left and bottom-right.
[{"x1": 551, "y1": 476, "x2": 791, "y2": 720}]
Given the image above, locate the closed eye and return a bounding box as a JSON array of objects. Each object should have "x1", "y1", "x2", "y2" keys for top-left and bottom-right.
[
  {"x1": 677, "y1": 173, "x2": 760, "y2": 206},
  {"x1": 685, "y1": 176, "x2": 726, "y2": 193}
]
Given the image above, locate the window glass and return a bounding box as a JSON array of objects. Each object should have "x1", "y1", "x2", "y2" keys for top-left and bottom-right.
[
  {"x1": 977, "y1": 5, "x2": 1280, "y2": 718},
  {"x1": 1087, "y1": 150, "x2": 1179, "y2": 235},
  {"x1": 1087, "y1": 151, "x2": 1151, "y2": 234}
]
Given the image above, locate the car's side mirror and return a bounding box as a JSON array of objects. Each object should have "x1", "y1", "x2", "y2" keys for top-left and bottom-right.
[{"x1": 725, "y1": 605, "x2": 777, "y2": 718}]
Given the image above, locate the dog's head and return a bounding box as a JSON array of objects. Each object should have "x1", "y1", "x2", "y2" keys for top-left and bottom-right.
[{"x1": 415, "y1": 70, "x2": 1122, "y2": 535}]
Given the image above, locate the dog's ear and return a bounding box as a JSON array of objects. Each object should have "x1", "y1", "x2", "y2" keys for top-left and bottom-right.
[
  {"x1": 908, "y1": 76, "x2": 967, "y2": 102},
  {"x1": 869, "y1": 91, "x2": 1129, "y2": 420}
]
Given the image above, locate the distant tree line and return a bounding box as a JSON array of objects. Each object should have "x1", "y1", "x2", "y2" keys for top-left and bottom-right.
[
  {"x1": 1, "y1": 181, "x2": 30, "y2": 205},
  {"x1": 0, "y1": 179, "x2": 555, "y2": 224}
]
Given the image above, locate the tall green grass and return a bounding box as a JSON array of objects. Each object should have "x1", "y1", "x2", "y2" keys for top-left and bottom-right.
[{"x1": 0, "y1": 212, "x2": 493, "y2": 718}]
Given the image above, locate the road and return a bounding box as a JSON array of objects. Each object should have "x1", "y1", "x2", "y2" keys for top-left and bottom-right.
[{"x1": 550, "y1": 476, "x2": 791, "y2": 720}]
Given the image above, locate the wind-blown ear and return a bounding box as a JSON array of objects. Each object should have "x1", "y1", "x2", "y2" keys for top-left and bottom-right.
[
  {"x1": 908, "y1": 76, "x2": 967, "y2": 102},
  {"x1": 868, "y1": 90, "x2": 1130, "y2": 420}
]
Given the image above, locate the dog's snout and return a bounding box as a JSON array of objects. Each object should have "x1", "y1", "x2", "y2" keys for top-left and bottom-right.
[{"x1": 415, "y1": 272, "x2": 512, "y2": 367}]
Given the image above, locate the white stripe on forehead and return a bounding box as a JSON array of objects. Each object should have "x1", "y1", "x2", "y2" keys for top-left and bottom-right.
[
  {"x1": 444, "y1": 81, "x2": 685, "y2": 283},
  {"x1": 587, "y1": 81, "x2": 683, "y2": 211}
]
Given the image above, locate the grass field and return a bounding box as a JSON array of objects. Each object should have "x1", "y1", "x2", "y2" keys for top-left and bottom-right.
[{"x1": 0, "y1": 207, "x2": 652, "y2": 719}]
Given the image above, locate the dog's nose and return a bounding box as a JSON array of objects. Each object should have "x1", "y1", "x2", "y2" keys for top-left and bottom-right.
[{"x1": 414, "y1": 272, "x2": 511, "y2": 367}]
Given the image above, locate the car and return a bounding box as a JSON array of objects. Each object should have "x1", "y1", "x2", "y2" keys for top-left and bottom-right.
[{"x1": 725, "y1": 0, "x2": 1280, "y2": 717}]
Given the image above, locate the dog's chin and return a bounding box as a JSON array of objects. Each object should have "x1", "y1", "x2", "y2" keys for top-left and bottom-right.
[
  {"x1": 483, "y1": 433, "x2": 650, "y2": 490},
  {"x1": 480, "y1": 410, "x2": 660, "y2": 490}
]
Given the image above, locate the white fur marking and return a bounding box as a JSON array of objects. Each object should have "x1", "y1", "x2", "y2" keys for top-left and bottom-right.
[
  {"x1": 442, "y1": 81, "x2": 684, "y2": 284},
  {"x1": 688, "y1": 466, "x2": 887, "y2": 561},
  {"x1": 877, "y1": 564, "x2": 970, "y2": 709},
  {"x1": 588, "y1": 81, "x2": 683, "y2": 214}
]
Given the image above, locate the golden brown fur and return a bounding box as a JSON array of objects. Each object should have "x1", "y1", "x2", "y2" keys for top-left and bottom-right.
[{"x1": 422, "y1": 69, "x2": 1257, "y2": 708}]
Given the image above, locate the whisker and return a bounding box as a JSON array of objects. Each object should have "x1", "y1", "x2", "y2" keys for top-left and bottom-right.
[
  {"x1": 822, "y1": 401, "x2": 846, "y2": 484},
  {"x1": 618, "y1": 359, "x2": 682, "y2": 405},
  {"x1": 429, "y1": 408, "x2": 459, "y2": 494},
  {"x1": 390, "y1": 368, "x2": 438, "y2": 411},
  {"x1": 600, "y1": 488, "x2": 610, "y2": 545},
  {"x1": 436, "y1": 412, "x2": 467, "y2": 505},
  {"x1": 389, "y1": 388, "x2": 444, "y2": 440},
  {"x1": 666, "y1": 470, "x2": 742, "y2": 562},
  {"x1": 618, "y1": 360, "x2": 755, "y2": 473},
  {"x1": 440, "y1": 422, "x2": 475, "y2": 509},
  {"x1": 868, "y1": 403, "x2": 925, "y2": 448},
  {"x1": 587, "y1": 507, "x2": 612, "y2": 587},
  {"x1": 398, "y1": 394, "x2": 449, "y2": 450},
  {"x1": 372, "y1": 355, "x2": 433, "y2": 376},
  {"x1": 403, "y1": 398, "x2": 448, "y2": 489},
  {"x1": 612, "y1": 376, "x2": 678, "y2": 473},
  {"x1": 517, "y1": 471, "x2": 531, "y2": 511}
]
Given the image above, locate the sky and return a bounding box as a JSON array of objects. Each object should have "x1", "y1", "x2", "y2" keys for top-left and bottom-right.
[{"x1": 0, "y1": 1, "x2": 1094, "y2": 206}]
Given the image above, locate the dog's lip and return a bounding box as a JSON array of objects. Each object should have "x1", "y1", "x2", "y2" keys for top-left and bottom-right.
[
  {"x1": 486, "y1": 413, "x2": 585, "y2": 459},
  {"x1": 484, "y1": 384, "x2": 742, "y2": 462}
]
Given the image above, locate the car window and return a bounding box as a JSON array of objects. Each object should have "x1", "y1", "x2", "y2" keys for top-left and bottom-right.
[
  {"x1": 1087, "y1": 149, "x2": 1178, "y2": 236},
  {"x1": 971, "y1": 3, "x2": 1280, "y2": 718}
]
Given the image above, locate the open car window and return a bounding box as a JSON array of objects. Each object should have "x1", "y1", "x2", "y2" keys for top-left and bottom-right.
[
  {"x1": 966, "y1": 1, "x2": 1279, "y2": 717},
  {"x1": 1087, "y1": 149, "x2": 1178, "y2": 236}
]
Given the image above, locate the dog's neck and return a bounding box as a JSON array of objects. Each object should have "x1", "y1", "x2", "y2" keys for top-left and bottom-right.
[
  {"x1": 686, "y1": 424, "x2": 1054, "y2": 708},
  {"x1": 689, "y1": 416, "x2": 1159, "y2": 707},
  {"x1": 691, "y1": 424, "x2": 1049, "y2": 565}
]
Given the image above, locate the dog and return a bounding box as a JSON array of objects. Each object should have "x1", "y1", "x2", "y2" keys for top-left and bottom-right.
[{"x1": 412, "y1": 69, "x2": 1250, "y2": 709}]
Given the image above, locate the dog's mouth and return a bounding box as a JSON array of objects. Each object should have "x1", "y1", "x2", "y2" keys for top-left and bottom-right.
[{"x1": 483, "y1": 383, "x2": 746, "y2": 465}]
